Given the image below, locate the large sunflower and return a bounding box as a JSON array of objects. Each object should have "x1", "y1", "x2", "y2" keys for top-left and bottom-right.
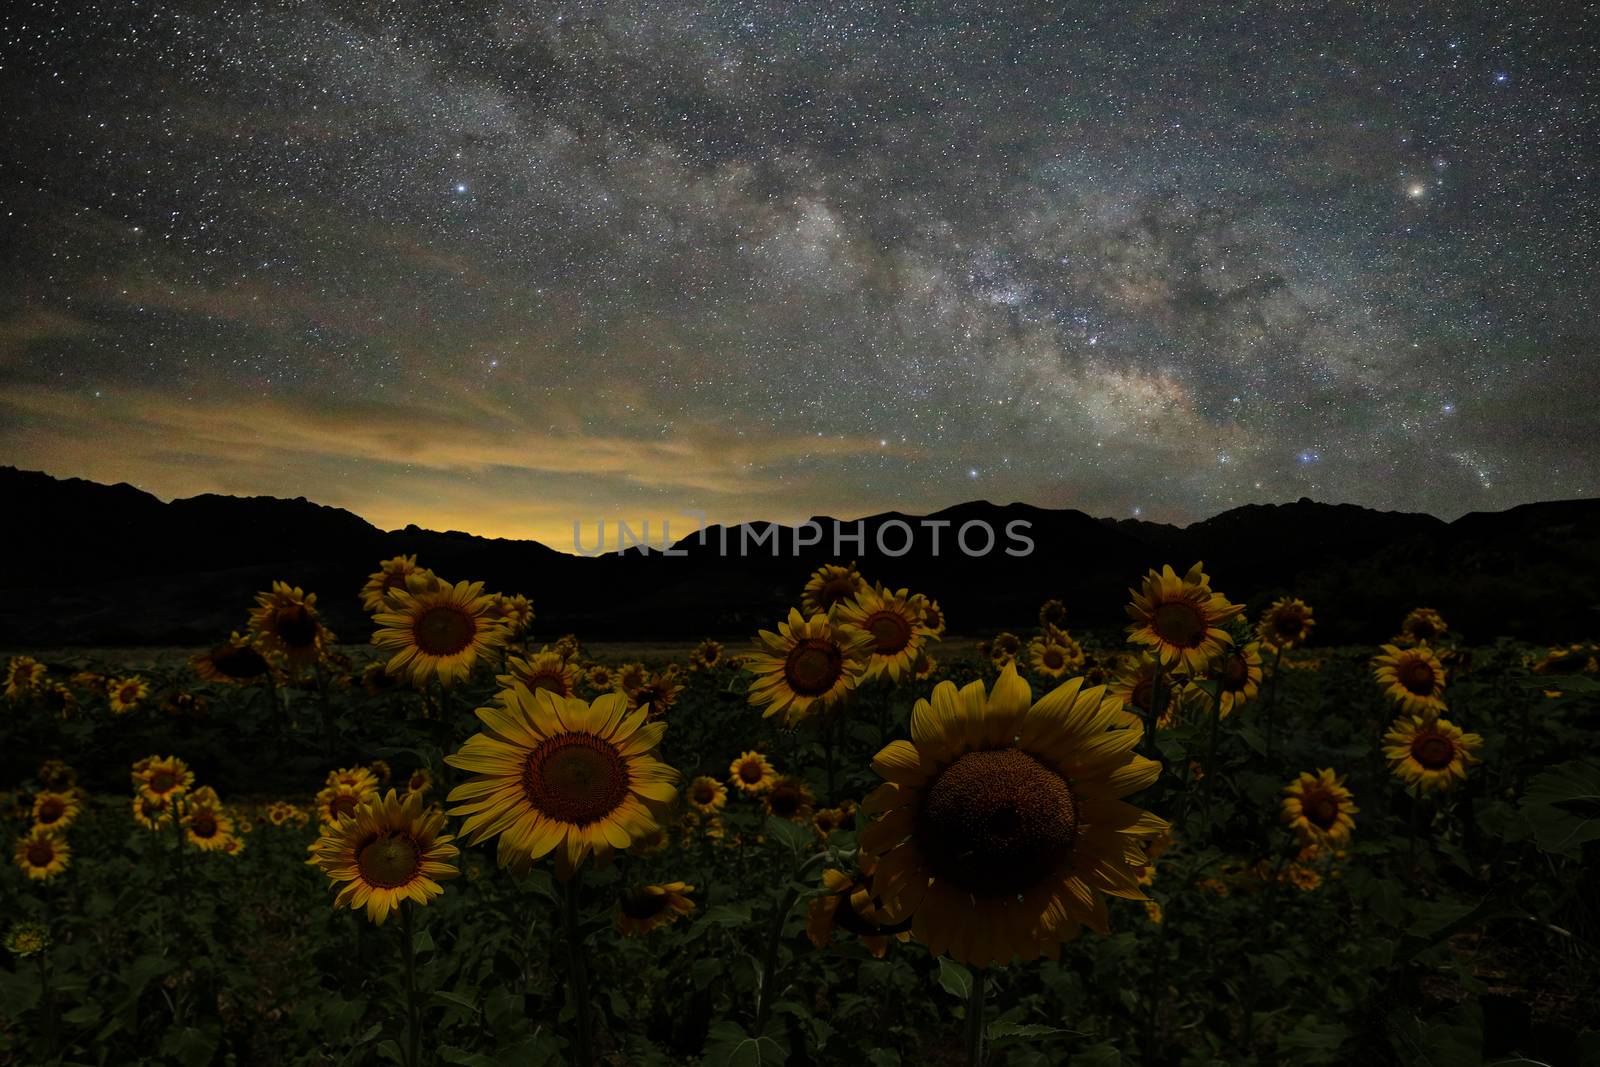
[
  {"x1": 1280, "y1": 769, "x2": 1358, "y2": 846},
  {"x1": 373, "y1": 578, "x2": 508, "y2": 688},
  {"x1": 249, "y1": 582, "x2": 334, "y2": 672},
  {"x1": 835, "y1": 587, "x2": 938, "y2": 683},
  {"x1": 1372, "y1": 644, "x2": 1448, "y2": 715},
  {"x1": 1207, "y1": 642, "x2": 1263, "y2": 718},
  {"x1": 133, "y1": 755, "x2": 194, "y2": 805},
  {"x1": 616, "y1": 882, "x2": 696, "y2": 936},
  {"x1": 360, "y1": 555, "x2": 437, "y2": 613},
  {"x1": 501, "y1": 652, "x2": 582, "y2": 698},
  {"x1": 1125, "y1": 562, "x2": 1243, "y2": 675},
  {"x1": 14, "y1": 829, "x2": 70, "y2": 881},
  {"x1": 1256, "y1": 597, "x2": 1315, "y2": 650},
  {"x1": 746, "y1": 608, "x2": 872, "y2": 726},
  {"x1": 445, "y1": 687, "x2": 678, "y2": 879},
  {"x1": 108, "y1": 675, "x2": 149, "y2": 715},
  {"x1": 860, "y1": 663, "x2": 1166, "y2": 966},
  {"x1": 728, "y1": 751, "x2": 777, "y2": 794},
  {"x1": 801, "y1": 562, "x2": 867, "y2": 617},
  {"x1": 191, "y1": 633, "x2": 270, "y2": 685},
  {"x1": 1382, "y1": 716, "x2": 1482, "y2": 792},
  {"x1": 309, "y1": 790, "x2": 460, "y2": 924},
  {"x1": 31, "y1": 791, "x2": 80, "y2": 833}
]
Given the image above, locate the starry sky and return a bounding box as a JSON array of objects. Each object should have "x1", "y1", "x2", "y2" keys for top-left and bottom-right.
[{"x1": 3, "y1": 2, "x2": 1597, "y2": 547}]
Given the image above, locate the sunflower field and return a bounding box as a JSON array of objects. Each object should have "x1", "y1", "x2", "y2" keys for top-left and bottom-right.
[{"x1": 1, "y1": 557, "x2": 1597, "y2": 1066}]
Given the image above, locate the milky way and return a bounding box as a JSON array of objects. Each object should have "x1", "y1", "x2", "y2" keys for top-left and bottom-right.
[{"x1": 3, "y1": 3, "x2": 1597, "y2": 544}]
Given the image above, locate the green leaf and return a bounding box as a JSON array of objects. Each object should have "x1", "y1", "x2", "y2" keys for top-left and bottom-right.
[
  {"x1": 1516, "y1": 673, "x2": 1600, "y2": 692},
  {"x1": 1278, "y1": 1019, "x2": 1350, "y2": 1064},
  {"x1": 1521, "y1": 760, "x2": 1600, "y2": 856},
  {"x1": 987, "y1": 1021, "x2": 1079, "y2": 1047},
  {"x1": 1070, "y1": 1042, "x2": 1122, "y2": 1067},
  {"x1": 766, "y1": 817, "x2": 812, "y2": 856},
  {"x1": 702, "y1": 1020, "x2": 788, "y2": 1066},
  {"x1": 161, "y1": 1026, "x2": 220, "y2": 1067},
  {"x1": 413, "y1": 927, "x2": 436, "y2": 955},
  {"x1": 432, "y1": 989, "x2": 479, "y2": 1015},
  {"x1": 936, "y1": 957, "x2": 973, "y2": 1001}
]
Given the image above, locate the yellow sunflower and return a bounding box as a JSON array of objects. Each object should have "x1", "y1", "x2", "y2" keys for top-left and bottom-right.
[
  {"x1": 728, "y1": 751, "x2": 777, "y2": 794},
  {"x1": 807, "y1": 856, "x2": 907, "y2": 958},
  {"x1": 686, "y1": 775, "x2": 728, "y2": 814},
  {"x1": 1382, "y1": 716, "x2": 1482, "y2": 793},
  {"x1": 182, "y1": 806, "x2": 237, "y2": 851},
  {"x1": 191, "y1": 633, "x2": 270, "y2": 684},
  {"x1": 5, "y1": 922, "x2": 50, "y2": 958},
  {"x1": 615, "y1": 662, "x2": 650, "y2": 696},
  {"x1": 31, "y1": 791, "x2": 80, "y2": 833},
  {"x1": 1027, "y1": 633, "x2": 1084, "y2": 680},
  {"x1": 813, "y1": 801, "x2": 857, "y2": 838},
  {"x1": 585, "y1": 665, "x2": 616, "y2": 692},
  {"x1": 1206, "y1": 643, "x2": 1263, "y2": 718},
  {"x1": 309, "y1": 790, "x2": 460, "y2": 925},
  {"x1": 860, "y1": 663, "x2": 1166, "y2": 966},
  {"x1": 14, "y1": 829, "x2": 70, "y2": 881},
  {"x1": 485, "y1": 593, "x2": 535, "y2": 636},
  {"x1": 690, "y1": 639, "x2": 725, "y2": 670},
  {"x1": 445, "y1": 687, "x2": 678, "y2": 879},
  {"x1": 834, "y1": 587, "x2": 938, "y2": 683},
  {"x1": 1397, "y1": 607, "x2": 1448, "y2": 646},
  {"x1": 265, "y1": 801, "x2": 297, "y2": 827},
  {"x1": 1038, "y1": 598, "x2": 1068, "y2": 630},
  {"x1": 1125, "y1": 562, "x2": 1243, "y2": 675},
  {"x1": 1107, "y1": 654, "x2": 1165, "y2": 726},
  {"x1": 4, "y1": 656, "x2": 44, "y2": 699},
  {"x1": 327, "y1": 765, "x2": 382, "y2": 794},
  {"x1": 360, "y1": 555, "x2": 437, "y2": 613},
  {"x1": 616, "y1": 882, "x2": 696, "y2": 937},
  {"x1": 1256, "y1": 597, "x2": 1315, "y2": 650},
  {"x1": 108, "y1": 675, "x2": 149, "y2": 714},
  {"x1": 763, "y1": 776, "x2": 815, "y2": 823},
  {"x1": 1372, "y1": 644, "x2": 1448, "y2": 715},
  {"x1": 1280, "y1": 769, "x2": 1358, "y2": 846},
  {"x1": 133, "y1": 755, "x2": 194, "y2": 805},
  {"x1": 373, "y1": 578, "x2": 508, "y2": 688},
  {"x1": 249, "y1": 582, "x2": 334, "y2": 672},
  {"x1": 919, "y1": 599, "x2": 947, "y2": 638},
  {"x1": 912, "y1": 653, "x2": 939, "y2": 681},
  {"x1": 37, "y1": 760, "x2": 77, "y2": 792},
  {"x1": 801, "y1": 562, "x2": 867, "y2": 617},
  {"x1": 405, "y1": 769, "x2": 433, "y2": 797},
  {"x1": 746, "y1": 609, "x2": 872, "y2": 726},
  {"x1": 632, "y1": 671, "x2": 683, "y2": 720}
]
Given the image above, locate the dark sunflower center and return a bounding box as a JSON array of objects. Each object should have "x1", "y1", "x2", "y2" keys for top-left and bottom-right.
[
  {"x1": 119, "y1": 685, "x2": 140, "y2": 703},
  {"x1": 528, "y1": 670, "x2": 567, "y2": 694},
  {"x1": 330, "y1": 794, "x2": 359, "y2": 819},
  {"x1": 862, "y1": 610, "x2": 913, "y2": 655},
  {"x1": 150, "y1": 771, "x2": 176, "y2": 793},
  {"x1": 917, "y1": 748, "x2": 1077, "y2": 897},
  {"x1": 214, "y1": 643, "x2": 268, "y2": 678},
  {"x1": 1276, "y1": 612, "x2": 1304, "y2": 636},
  {"x1": 275, "y1": 606, "x2": 319, "y2": 648},
  {"x1": 1222, "y1": 654, "x2": 1249, "y2": 688},
  {"x1": 692, "y1": 782, "x2": 717, "y2": 805},
  {"x1": 620, "y1": 889, "x2": 670, "y2": 920},
  {"x1": 1411, "y1": 621, "x2": 1437, "y2": 642},
  {"x1": 924, "y1": 605, "x2": 942, "y2": 629},
  {"x1": 738, "y1": 759, "x2": 766, "y2": 784},
  {"x1": 37, "y1": 799, "x2": 64, "y2": 822},
  {"x1": 358, "y1": 833, "x2": 421, "y2": 888},
  {"x1": 190, "y1": 813, "x2": 219, "y2": 838},
  {"x1": 1043, "y1": 648, "x2": 1065, "y2": 670},
  {"x1": 26, "y1": 843, "x2": 54, "y2": 867},
  {"x1": 524, "y1": 734, "x2": 630, "y2": 826},
  {"x1": 413, "y1": 606, "x2": 475, "y2": 656},
  {"x1": 819, "y1": 577, "x2": 857, "y2": 608},
  {"x1": 409, "y1": 773, "x2": 427, "y2": 791},
  {"x1": 785, "y1": 640, "x2": 843, "y2": 696},
  {"x1": 768, "y1": 782, "x2": 806, "y2": 818},
  {"x1": 1413, "y1": 735, "x2": 1455, "y2": 770},
  {"x1": 702, "y1": 646, "x2": 721, "y2": 665},
  {"x1": 1131, "y1": 679, "x2": 1153, "y2": 712},
  {"x1": 1304, "y1": 793, "x2": 1339, "y2": 828},
  {"x1": 1401, "y1": 660, "x2": 1436, "y2": 695},
  {"x1": 1153, "y1": 601, "x2": 1206, "y2": 648}
]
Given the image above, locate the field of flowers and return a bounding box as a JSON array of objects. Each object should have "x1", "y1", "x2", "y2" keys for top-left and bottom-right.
[{"x1": 2, "y1": 556, "x2": 1597, "y2": 1066}]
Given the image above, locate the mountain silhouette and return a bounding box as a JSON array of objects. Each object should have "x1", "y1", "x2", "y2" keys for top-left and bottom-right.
[{"x1": 2, "y1": 465, "x2": 1596, "y2": 647}]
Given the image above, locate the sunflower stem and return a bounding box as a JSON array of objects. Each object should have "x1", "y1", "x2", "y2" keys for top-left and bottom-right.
[
  {"x1": 755, "y1": 851, "x2": 832, "y2": 1034},
  {"x1": 1203, "y1": 695, "x2": 1221, "y2": 843},
  {"x1": 1262, "y1": 646, "x2": 1285, "y2": 759},
  {"x1": 560, "y1": 872, "x2": 597, "y2": 1067},
  {"x1": 964, "y1": 963, "x2": 987, "y2": 1067},
  {"x1": 36, "y1": 948, "x2": 58, "y2": 1057},
  {"x1": 401, "y1": 900, "x2": 421, "y2": 1067}
]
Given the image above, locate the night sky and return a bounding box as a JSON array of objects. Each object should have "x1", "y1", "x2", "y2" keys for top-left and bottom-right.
[{"x1": 3, "y1": 3, "x2": 1597, "y2": 546}]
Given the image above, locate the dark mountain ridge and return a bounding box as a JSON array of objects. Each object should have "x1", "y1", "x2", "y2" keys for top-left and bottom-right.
[{"x1": 2, "y1": 466, "x2": 1595, "y2": 647}]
